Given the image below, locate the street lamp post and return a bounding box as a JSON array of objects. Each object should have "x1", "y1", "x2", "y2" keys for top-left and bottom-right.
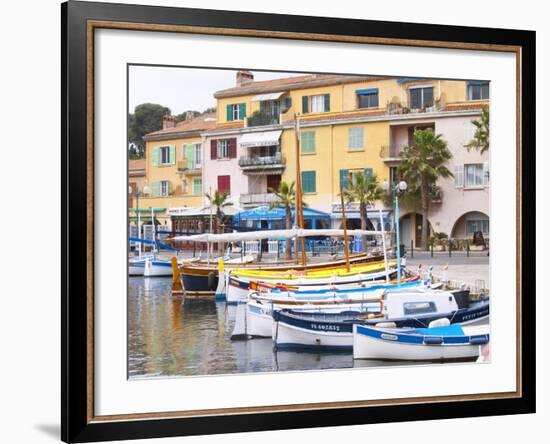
[{"x1": 383, "y1": 180, "x2": 408, "y2": 284}]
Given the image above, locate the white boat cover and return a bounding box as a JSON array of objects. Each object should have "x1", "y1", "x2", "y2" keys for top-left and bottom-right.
[
  {"x1": 169, "y1": 228, "x2": 385, "y2": 243},
  {"x1": 239, "y1": 130, "x2": 282, "y2": 148}
]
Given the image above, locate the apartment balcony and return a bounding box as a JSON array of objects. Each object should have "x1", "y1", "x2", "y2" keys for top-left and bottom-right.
[
  {"x1": 177, "y1": 160, "x2": 202, "y2": 175},
  {"x1": 240, "y1": 193, "x2": 279, "y2": 206},
  {"x1": 380, "y1": 143, "x2": 408, "y2": 162},
  {"x1": 247, "y1": 111, "x2": 280, "y2": 127},
  {"x1": 386, "y1": 100, "x2": 443, "y2": 116},
  {"x1": 238, "y1": 153, "x2": 285, "y2": 174}
]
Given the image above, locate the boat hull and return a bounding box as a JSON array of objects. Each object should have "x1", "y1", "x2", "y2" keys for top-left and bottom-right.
[
  {"x1": 353, "y1": 324, "x2": 489, "y2": 361},
  {"x1": 182, "y1": 253, "x2": 383, "y2": 292},
  {"x1": 143, "y1": 260, "x2": 173, "y2": 277}
]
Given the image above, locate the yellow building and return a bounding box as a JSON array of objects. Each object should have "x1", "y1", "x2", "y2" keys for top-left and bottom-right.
[
  {"x1": 208, "y1": 72, "x2": 488, "y2": 231},
  {"x1": 133, "y1": 113, "x2": 216, "y2": 226},
  {"x1": 135, "y1": 71, "x2": 489, "y2": 237}
]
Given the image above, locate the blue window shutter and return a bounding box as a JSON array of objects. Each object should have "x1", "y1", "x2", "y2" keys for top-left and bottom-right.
[
  {"x1": 226, "y1": 104, "x2": 233, "y2": 121},
  {"x1": 239, "y1": 103, "x2": 246, "y2": 119},
  {"x1": 339, "y1": 169, "x2": 349, "y2": 189},
  {"x1": 324, "y1": 94, "x2": 330, "y2": 112},
  {"x1": 364, "y1": 168, "x2": 373, "y2": 177},
  {"x1": 152, "y1": 147, "x2": 159, "y2": 166},
  {"x1": 302, "y1": 96, "x2": 309, "y2": 114}
]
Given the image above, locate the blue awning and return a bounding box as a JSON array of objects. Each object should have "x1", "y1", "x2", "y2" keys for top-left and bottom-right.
[
  {"x1": 355, "y1": 88, "x2": 378, "y2": 95},
  {"x1": 396, "y1": 77, "x2": 424, "y2": 84},
  {"x1": 233, "y1": 205, "x2": 330, "y2": 222},
  {"x1": 467, "y1": 80, "x2": 489, "y2": 85}
]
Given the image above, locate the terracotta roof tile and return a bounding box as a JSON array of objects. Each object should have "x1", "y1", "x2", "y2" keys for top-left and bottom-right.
[
  {"x1": 145, "y1": 113, "x2": 217, "y2": 138},
  {"x1": 214, "y1": 74, "x2": 386, "y2": 98},
  {"x1": 129, "y1": 159, "x2": 146, "y2": 170}
]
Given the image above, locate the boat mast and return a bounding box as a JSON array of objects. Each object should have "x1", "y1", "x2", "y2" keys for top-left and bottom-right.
[
  {"x1": 339, "y1": 183, "x2": 351, "y2": 272},
  {"x1": 294, "y1": 114, "x2": 307, "y2": 266}
]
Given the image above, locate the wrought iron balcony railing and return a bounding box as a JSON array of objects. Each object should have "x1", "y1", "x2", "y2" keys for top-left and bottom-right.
[{"x1": 238, "y1": 153, "x2": 285, "y2": 168}]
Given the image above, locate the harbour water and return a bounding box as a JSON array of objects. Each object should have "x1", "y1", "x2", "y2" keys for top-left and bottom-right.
[{"x1": 128, "y1": 277, "x2": 431, "y2": 378}]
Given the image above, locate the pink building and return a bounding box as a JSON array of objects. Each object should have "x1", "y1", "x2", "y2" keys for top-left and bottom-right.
[{"x1": 385, "y1": 111, "x2": 489, "y2": 246}]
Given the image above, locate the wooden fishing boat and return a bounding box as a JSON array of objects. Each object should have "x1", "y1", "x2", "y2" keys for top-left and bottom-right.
[
  {"x1": 232, "y1": 280, "x2": 423, "y2": 340},
  {"x1": 182, "y1": 252, "x2": 385, "y2": 293},
  {"x1": 273, "y1": 295, "x2": 489, "y2": 352},
  {"x1": 224, "y1": 260, "x2": 400, "y2": 303},
  {"x1": 352, "y1": 323, "x2": 489, "y2": 361}
]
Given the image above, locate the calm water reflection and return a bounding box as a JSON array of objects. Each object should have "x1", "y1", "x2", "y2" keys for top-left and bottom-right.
[{"x1": 128, "y1": 277, "x2": 421, "y2": 378}]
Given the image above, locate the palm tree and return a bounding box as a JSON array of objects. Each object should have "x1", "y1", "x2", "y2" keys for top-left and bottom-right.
[
  {"x1": 269, "y1": 181, "x2": 296, "y2": 260},
  {"x1": 204, "y1": 190, "x2": 232, "y2": 252},
  {"x1": 398, "y1": 128, "x2": 453, "y2": 250},
  {"x1": 342, "y1": 171, "x2": 384, "y2": 252},
  {"x1": 465, "y1": 106, "x2": 489, "y2": 153}
]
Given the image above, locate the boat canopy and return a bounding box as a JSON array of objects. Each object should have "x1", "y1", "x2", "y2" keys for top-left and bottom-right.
[{"x1": 169, "y1": 228, "x2": 385, "y2": 243}]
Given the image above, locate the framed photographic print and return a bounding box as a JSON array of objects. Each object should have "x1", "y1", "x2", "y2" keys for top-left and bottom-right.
[{"x1": 62, "y1": 0, "x2": 536, "y2": 442}]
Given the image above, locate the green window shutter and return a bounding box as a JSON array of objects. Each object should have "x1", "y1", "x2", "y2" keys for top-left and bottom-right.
[
  {"x1": 185, "y1": 144, "x2": 194, "y2": 169},
  {"x1": 364, "y1": 168, "x2": 373, "y2": 178},
  {"x1": 339, "y1": 169, "x2": 349, "y2": 189},
  {"x1": 301, "y1": 131, "x2": 315, "y2": 154},
  {"x1": 169, "y1": 145, "x2": 176, "y2": 165},
  {"x1": 302, "y1": 96, "x2": 309, "y2": 114},
  {"x1": 151, "y1": 181, "x2": 160, "y2": 197},
  {"x1": 239, "y1": 103, "x2": 246, "y2": 119},
  {"x1": 226, "y1": 104, "x2": 233, "y2": 122},
  {"x1": 302, "y1": 171, "x2": 316, "y2": 193},
  {"x1": 324, "y1": 94, "x2": 330, "y2": 112},
  {"x1": 152, "y1": 147, "x2": 159, "y2": 166}
]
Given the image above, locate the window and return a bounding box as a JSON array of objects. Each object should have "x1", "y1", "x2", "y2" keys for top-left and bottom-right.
[
  {"x1": 348, "y1": 127, "x2": 364, "y2": 150},
  {"x1": 182, "y1": 179, "x2": 188, "y2": 194},
  {"x1": 226, "y1": 103, "x2": 246, "y2": 121},
  {"x1": 217, "y1": 140, "x2": 230, "y2": 159},
  {"x1": 266, "y1": 174, "x2": 281, "y2": 191},
  {"x1": 160, "y1": 146, "x2": 171, "y2": 164},
  {"x1": 301, "y1": 131, "x2": 316, "y2": 154},
  {"x1": 467, "y1": 82, "x2": 489, "y2": 100},
  {"x1": 357, "y1": 89, "x2": 379, "y2": 108},
  {"x1": 465, "y1": 164, "x2": 484, "y2": 187},
  {"x1": 301, "y1": 171, "x2": 316, "y2": 193},
  {"x1": 194, "y1": 143, "x2": 202, "y2": 168},
  {"x1": 192, "y1": 177, "x2": 202, "y2": 196},
  {"x1": 409, "y1": 86, "x2": 434, "y2": 109},
  {"x1": 160, "y1": 180, "x2": 170, "y2": 197},
  {"x1": 302, "y1": 94, "x2": 330, "y2": 114},
  {"x1": 403, "y1": 301, "x2": 437, "y2": 315},
  {"x1": 466, "y1": 219, "x2": 489, "y2": 235},
  {"x1": 217, "y1": 175, "x2": 231, "y2": 194},
  {"x1": 340, "y1": 168, "x2": 373, "y2": 189},
  {"x1": 389, "y1": 166, "x2": 398, "y2": 186}
]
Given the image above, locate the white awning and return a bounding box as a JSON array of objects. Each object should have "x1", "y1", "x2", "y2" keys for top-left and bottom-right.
[
  {"x1": 240, "y1": 130, "x2": 282, "y2": 148},
  {"x1": 251, "y1": 92, "x2": 285, "y2": 102}
]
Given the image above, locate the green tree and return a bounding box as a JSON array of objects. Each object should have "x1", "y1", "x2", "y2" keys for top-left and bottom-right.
[
  {"x1": 269, "y1": 181, "x2": 297, "y2": 260},
  {"x1": 128, "y1": 103, "x2": 170, "y2": 158},
  {"x1": 342, "y1": 171, "x2": 384, "y2": 252},
  {"x1": 398, "y1": 128, "x2": 453, "y2": 250},
  {"x1": 465, "y1": 106, "x2": 489, "y2": 154},
  {"x1": 202, "y1": 107, "x2": 217, "y2": 114},
  {"x1": 204, "y1": 190, "x2": 233, "y2": 252}
]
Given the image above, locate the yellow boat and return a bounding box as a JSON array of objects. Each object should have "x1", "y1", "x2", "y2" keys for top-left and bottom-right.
[{"x1": 230, "y1": 259, "x2": 396, "y2": 280}]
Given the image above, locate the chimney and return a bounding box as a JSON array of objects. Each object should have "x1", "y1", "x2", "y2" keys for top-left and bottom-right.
[
  {"x1": 185, "y1": 111, "x2": 195, "y2": 121},
  {"x1": 236, "y1": 70, "x2": 254, "y2": 87},
  {"x1": 162, "y1": 114, "x2": 176, "y2": 129}
]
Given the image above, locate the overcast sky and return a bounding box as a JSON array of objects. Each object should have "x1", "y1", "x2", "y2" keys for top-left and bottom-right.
[{"x1": 129, "y1": 66, "x2": 299, "y2": 115}]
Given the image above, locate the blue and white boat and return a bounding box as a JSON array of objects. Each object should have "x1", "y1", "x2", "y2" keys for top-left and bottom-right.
[
  {"x1": 352, "y1": 323, "x2": 489, "y2": 361},
  {"x1": 128, "y1": 237, "x2": 177, "y2": 277},
  {"x1": 271, "y1": 290, "x2": 489, "y2": 351}
]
